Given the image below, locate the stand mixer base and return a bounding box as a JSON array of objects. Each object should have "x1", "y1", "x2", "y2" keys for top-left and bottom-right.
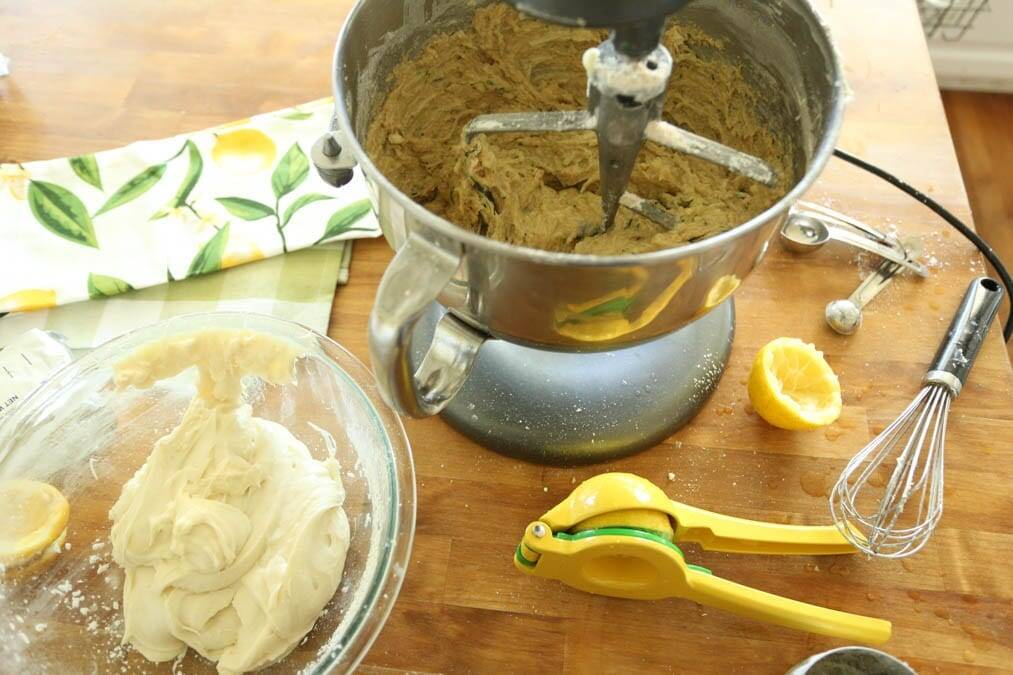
[{"x1": 410, "y1": 301, "x2": 734, "y2": 465}]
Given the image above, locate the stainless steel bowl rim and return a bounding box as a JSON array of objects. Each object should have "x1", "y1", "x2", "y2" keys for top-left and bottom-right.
[{"x1": 331, "y1": 0, "x2": 846, "y2": 266}]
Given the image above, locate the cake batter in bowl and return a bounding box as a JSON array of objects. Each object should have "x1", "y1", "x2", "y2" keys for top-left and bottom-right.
[{"x1": 0, "y1": 312, "x2": 415, "y2": 674}]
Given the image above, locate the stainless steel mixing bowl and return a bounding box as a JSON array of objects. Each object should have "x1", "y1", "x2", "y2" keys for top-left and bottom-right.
[{"x1": 328, "y1": 0, "x2": 844, "y2": 420}]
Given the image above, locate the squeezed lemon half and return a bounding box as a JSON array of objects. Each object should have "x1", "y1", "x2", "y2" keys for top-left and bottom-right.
[
  {"x1": 748, "y1": 337, "x2": 842, "y2": 430},
  {"x1": 0, "y1": 479, "x2": 70, "y2": 573},
  {"x1": 572, "y1": 509, "x2": 674, "y2": 539}
]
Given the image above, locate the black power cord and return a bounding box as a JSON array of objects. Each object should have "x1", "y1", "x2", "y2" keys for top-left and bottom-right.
[{"x1": 833, "y1": 147, "x2": 1013, "y2": 342}]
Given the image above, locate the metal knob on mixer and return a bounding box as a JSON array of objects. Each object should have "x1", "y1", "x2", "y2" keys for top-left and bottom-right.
[{"x1": 311, "y1": 129, "x2": 356, "y2": 189}]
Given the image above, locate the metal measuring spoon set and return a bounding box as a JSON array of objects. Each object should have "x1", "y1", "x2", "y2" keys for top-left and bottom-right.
[{"x1": 781, "y1": 202, "x2": 927, "y2": 334}]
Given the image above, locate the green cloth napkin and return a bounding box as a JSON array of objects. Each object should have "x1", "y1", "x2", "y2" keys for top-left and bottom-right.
[{"x1": 0, "y1": 241, "x2": 353, "y2": 350}]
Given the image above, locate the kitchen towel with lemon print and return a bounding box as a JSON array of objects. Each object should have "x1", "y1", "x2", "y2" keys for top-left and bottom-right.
[{"x1": 0, "y1": 98, "x2": 379, "y2": 345}]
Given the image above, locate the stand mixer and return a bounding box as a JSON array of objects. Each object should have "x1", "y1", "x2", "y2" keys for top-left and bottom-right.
[{"x1": 316, "y1": 0, "x2": 845, "y2": 464}]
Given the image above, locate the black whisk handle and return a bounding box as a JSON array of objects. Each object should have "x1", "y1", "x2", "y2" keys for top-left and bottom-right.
[{"x1": 925, "y1": 277, "x2": 1005, "y2": 396}]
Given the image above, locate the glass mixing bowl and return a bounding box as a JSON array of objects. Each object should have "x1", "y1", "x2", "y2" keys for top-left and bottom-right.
[{"x1": 0, "y1": 312, "x2": 415, "y2": 673}]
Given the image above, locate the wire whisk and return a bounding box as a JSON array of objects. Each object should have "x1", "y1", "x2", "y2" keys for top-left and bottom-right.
[{"x1": 830, "y1": 277, "x2": 1004, "y2": 558}]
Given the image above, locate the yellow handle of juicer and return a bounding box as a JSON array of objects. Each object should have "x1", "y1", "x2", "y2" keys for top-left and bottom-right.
[
  {"x1": 682, "y1": 569, "x2": 891, "y2": 644},
  {"x1": 517, "y1": 522, "x2": 890, "y2": 644},
  {"x1": 668, "y1": 501, "x2": 858, "y2": 555},
  {"x1": 540, "y1": 474, "x2": 860, "y2": 556}
]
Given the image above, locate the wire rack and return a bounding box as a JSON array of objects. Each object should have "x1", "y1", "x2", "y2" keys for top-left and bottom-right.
[{"x1": 917, "y1": 0, "x2": 991, "y2": 41}]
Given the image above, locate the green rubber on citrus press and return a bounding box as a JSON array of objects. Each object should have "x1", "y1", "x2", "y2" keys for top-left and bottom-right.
[
  {"x1": 515, "y1": 527, "x2": 713, "y2": 575},
  {"x1": 556, "y1": 527, "x2": 712, "y2": 574},
  {"x1": 515, "y1": 545, "x2": 537, "y2": 568}
]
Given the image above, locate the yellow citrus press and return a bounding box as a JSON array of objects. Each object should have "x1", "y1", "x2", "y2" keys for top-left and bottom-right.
[{"x1": 515, "y1": 473, "x2": 891, "y2": 644}]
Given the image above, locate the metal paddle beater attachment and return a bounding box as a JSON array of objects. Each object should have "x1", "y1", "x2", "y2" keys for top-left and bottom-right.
[
  {"x1": 830, "y1": 277, "x2": 1005, "y2": 558},
  {"x1": 464, "y1": 0, "x2": 777, "y2": 237}
]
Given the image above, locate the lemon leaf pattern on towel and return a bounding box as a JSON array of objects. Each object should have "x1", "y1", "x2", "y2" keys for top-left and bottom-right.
[
  {"x1": 271, "y1": 143, "x2": 310, "y2": 200},
  {"x1": 282, "y1": 193, "x2": 333, "y2": 227},
  {"x1": 188, "y1": 224, "x2": 230, "y2": 277},
  {"x1": 95, "y1": 163, "x2": 167, "y2": 217},
  {"x1": 6, "y1": 99, "x2": 380, "y2": 317},
  {"x1": 148, "y1": 140, "x2": 203, "y2": 220},
  {"x1": 28, "y1": 180, "x2": 99, "y2": 248},
  {"x1": 223, "y1": 143, "x2": 315, "y2": 255},
  {"x1": 215, "y1": 197, "x2": 275, "y2": 221},
  {"x1": 69, "y1": 155, "x2": 103, "y2": 190},
  {"x1": 171, "y1": 140, "x2": 203, "y2": 209},
  {"x1": 317, "y1": 199, "x2": 373, "y2": 244},
  {"x1": 87, "y1": 273, "x2": 134, "y2": 299}
]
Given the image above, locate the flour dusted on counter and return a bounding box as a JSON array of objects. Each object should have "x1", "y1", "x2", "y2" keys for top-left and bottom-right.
[{"x1": 109, "y1": 329, "x2": 350, "y2": 674}]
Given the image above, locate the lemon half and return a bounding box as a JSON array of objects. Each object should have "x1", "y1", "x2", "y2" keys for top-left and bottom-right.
[
  {"x1": 0, "y1": 480, "x2": 70, "y2": 574},
  {"x1": 748, "y1": 337, "x2": 842, "y2": 430},
  {"x1": 572, "y1": 509, "x2": 674, "y2": 539}
]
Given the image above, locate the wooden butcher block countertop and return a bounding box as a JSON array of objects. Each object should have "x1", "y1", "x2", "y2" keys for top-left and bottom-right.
[{"x1": 2, "y1": 0, "x2": 1011, "y2": 672}]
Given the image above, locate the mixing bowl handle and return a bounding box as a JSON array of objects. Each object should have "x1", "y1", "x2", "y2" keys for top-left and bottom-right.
[{"x1": 369, "y1": 233, "x2": 486, "y2": 417}]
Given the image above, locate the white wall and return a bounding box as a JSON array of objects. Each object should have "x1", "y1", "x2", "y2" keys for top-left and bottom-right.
[{"x1": 927, "y1": 1, "x2": 1013, "y2": 92}]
